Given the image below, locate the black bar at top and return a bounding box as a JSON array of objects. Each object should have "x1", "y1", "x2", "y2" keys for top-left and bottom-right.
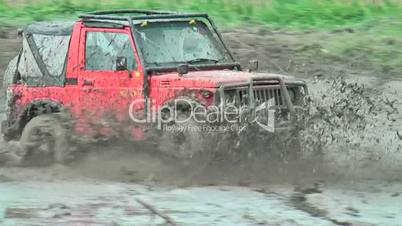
[
  {"x1": 87, "y1": 9, "x2": 176, "y2": 15},
  {"x1": 80, "y1": 13, "x2": 209, "y2": 21}
]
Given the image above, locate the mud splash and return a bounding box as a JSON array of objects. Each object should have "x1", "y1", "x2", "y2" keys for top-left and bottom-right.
[
  {"x1": 0, "y1": 76, "x2": 401, "y2": 185},
  {"x1": 300, "y1": 76, "x2": 401, "y2": 179}
]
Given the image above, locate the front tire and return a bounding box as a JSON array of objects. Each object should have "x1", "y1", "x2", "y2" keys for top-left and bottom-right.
[{"x1": 19, "y1": 114, "x2": 72, "y2": 165}]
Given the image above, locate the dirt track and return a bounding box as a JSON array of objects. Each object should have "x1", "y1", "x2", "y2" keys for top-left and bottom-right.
[{"x1": 0, "y1": 26, "x2": 402, "y2": 225}]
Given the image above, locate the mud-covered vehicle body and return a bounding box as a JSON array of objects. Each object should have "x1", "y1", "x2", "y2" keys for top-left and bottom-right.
[{"x1": 1, "y1": 10, "x2": 308, "y2": 162}]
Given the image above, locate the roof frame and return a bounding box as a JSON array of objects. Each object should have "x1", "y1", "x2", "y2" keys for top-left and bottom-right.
[
  {"x1": 80, "y1": 12, "x2": 210, "y2": 21},
  {"x1": 79, "y1": 9, "x2": 237, "y2": 68},
  {"x1": 87, "y1": 9, "x2": 177, "y2": 16}
]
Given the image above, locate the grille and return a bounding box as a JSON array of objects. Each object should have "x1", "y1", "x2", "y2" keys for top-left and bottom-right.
[
  {"x1": 254, "y1": 87, "x2": 284, "y2": 106},
  {"x1": 236, "y1": 86, "x2": 284, "y2": 106}
]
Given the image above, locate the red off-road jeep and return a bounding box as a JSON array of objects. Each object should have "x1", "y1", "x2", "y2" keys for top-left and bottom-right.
[{"x1": 1, "y1": 10, "x2": 308, "y2": 163}]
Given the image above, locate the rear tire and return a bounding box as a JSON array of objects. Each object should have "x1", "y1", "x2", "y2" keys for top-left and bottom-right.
[{"x1": 19, "y1": 114, "x2": 72, "y2": 165}]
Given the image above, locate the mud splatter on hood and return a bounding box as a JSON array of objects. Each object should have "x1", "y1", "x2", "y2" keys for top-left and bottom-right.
[{"x1": 151, "y1": 70, "x2": 302, "y2": 88}]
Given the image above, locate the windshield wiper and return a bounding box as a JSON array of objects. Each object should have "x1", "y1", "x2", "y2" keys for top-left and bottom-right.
[{"x1": 186, "y1": 58, "x2": 219, "y2": 65}]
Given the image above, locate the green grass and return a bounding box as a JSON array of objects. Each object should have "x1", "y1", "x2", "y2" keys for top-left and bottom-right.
[{"x1": 0, "y1": 0, "x2": 401, "y2": 28}]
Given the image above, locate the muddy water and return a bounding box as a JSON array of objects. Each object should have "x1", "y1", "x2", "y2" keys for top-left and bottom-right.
[
  {"x1": 1, "y1": 179, "x2": 402, "y2": 225},
  {"x1": 1, "y1": 27, "x2": 402, "y2": 225}
]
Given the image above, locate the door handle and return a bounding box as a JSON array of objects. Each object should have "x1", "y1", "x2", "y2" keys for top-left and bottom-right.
[{"x1": 82, "y1": 80, "x2": 94, "y2": 86}]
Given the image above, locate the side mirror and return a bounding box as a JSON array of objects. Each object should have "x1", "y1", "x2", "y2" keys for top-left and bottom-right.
[
  {"x1": 397, "y1": 131, "x2": 402, "y2": 140},
  {"x1": 116, "y1": 56, "x2": 128, "y2": 71},
  {"x1": 248, "y1": 60, "x2": 259, "y2": 72},
  {"x1": 177, "y1": 64, "x2": 189, "y2": 76}
]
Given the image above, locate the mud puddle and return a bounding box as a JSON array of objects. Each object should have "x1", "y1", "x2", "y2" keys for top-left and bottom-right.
[{"x1": 1, "y1": 179, "x2": 402, "y2": 225}]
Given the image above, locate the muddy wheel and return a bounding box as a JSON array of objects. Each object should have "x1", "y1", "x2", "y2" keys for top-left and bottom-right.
[
  {"x1": 19, "y1": 114, "x2": 71, "y2": 165},
  {"x1": 157, "y1": 113, "x2": 206, "y2": 159}
]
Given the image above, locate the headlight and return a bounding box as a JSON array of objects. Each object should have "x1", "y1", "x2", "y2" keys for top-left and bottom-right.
[{"x1": 201, "y1": 90, "x2": 213, "y2": 99}]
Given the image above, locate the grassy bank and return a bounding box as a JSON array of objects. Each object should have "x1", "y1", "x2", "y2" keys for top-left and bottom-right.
[{"x1": 0, "y1": 0, "x2": 401, "y2": 28}]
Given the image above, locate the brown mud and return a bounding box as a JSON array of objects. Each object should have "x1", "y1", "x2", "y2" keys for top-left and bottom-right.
[
  {"x1": 223, "y1": 27, "x2": 373, "y2": 79},
  {"x1": 0, "y1": 26, "x2": 401, "y2": 187}
]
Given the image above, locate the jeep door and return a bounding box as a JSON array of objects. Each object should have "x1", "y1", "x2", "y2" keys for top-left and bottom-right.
[{"x1": 77, "y1": 26, "x2": 144, "y2": 138}]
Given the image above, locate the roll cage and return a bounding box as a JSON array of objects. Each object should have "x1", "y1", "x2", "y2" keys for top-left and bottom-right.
[
  {"x1": 79, "y1": 9, "x2": 242, "y2": 74},
  {"x1": 80, "y1": 9, "x2": 242, "y2": 106}
]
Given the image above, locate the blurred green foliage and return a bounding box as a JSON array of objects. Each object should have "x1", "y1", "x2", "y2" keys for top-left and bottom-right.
[{"x1": 0, "y1": 0, "x2": 401, "y2": 28}]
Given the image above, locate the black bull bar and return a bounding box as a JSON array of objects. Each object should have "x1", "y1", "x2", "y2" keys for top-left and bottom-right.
[{"x1": 218, "y1": 75, "x2": 308, "y2": 131}]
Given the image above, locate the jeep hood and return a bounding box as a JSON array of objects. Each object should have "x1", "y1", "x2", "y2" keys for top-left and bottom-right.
[{"x1": 152, "y1": 70, "x2": 304, "y2": 88}]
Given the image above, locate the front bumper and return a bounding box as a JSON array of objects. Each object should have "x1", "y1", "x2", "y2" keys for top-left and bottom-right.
[{"x1": 218, "y1": 75, "x2": 308, "y2": 132}]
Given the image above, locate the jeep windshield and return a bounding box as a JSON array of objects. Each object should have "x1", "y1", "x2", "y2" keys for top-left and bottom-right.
[{"x1": 134, "y1": 20, "x2": 234, "y2": 68}]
